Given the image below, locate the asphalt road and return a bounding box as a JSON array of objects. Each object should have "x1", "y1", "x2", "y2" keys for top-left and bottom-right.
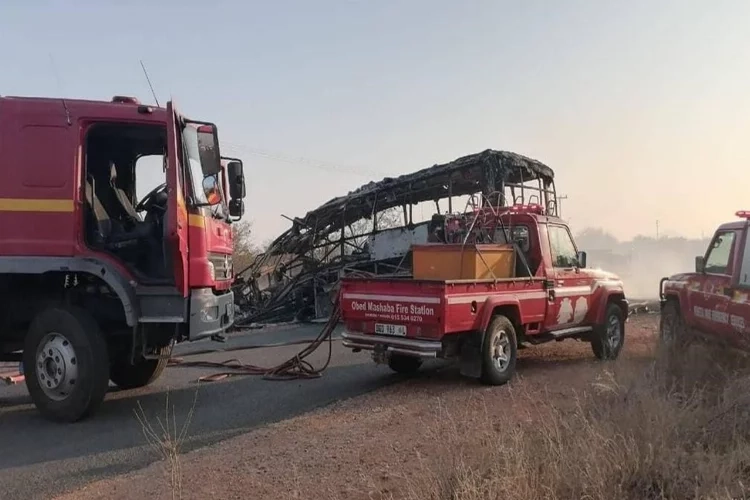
[{"x1": 0, "y1": 324, "x2": 441, "y2": 500}]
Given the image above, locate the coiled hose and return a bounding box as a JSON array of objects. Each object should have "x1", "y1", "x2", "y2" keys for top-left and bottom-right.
[{"x1": 168, "y1": 270, "x2": 372, "y2": 382}]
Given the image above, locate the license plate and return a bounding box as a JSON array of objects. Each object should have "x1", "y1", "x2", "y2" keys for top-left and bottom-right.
[{"x1": 375, "y1": 323, "x2": 407, "y2": 336}]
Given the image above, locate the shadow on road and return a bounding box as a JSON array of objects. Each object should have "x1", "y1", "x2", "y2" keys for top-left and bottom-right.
[
  {"x1": 0, "y1": 362, "x2": 402, "y2": 472},
  {"x1": 0, "y1": 347, "x2": 655, "y2": 471}
]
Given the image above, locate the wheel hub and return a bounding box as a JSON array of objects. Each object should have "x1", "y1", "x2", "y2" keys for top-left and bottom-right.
[
  {"x1": 492, "y1": 329, "x2": 510, "y2": 371},
  {"x1": 36, "y1": 333, "x2": 78, "y2": 401},
  {"x1": 606, "y1": 316, "x2": 621, "y2": 349}
]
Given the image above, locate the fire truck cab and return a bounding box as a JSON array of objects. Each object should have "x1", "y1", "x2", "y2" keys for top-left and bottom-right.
[{"x1": 0, "y1": 95, "x2": 246, "y2": 422}]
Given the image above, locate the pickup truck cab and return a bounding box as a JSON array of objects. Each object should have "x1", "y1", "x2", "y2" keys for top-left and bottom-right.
[
  {"x1": 660, "y1": 211, "x2": 750, "y2": 351},
  {"x1": 340, "y1": 204, "x2": 629, "y2": 384}
]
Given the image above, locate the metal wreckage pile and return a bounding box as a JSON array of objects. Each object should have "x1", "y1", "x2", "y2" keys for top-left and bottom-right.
[{"x1": 230, "y1": 149, "x2": 561, "y2": 327}]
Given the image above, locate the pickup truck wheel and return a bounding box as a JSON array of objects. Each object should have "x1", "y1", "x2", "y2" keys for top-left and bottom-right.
[
  {"x1": 387, "y1": 354, "x2": 422, "y2": 374},
  {"x1": 480, "y1": 315, "x2": 518, "y2": 385},
  {"x1": 591, "y1": 303, "x2": 625, "y2": 360},
  {"x1": 659, "y1": 300, "x2": 689, "y2": 350},
  {"x1": 22, "y1": 307, "x2": 109, "y2": 423},
  {"x1": 110, "y1": 344, "x2": 173, "y2": 390}
]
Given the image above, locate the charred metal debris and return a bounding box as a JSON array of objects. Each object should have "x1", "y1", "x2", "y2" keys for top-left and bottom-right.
[{"x1": 231, "y1": 149, "x2": 558, "y2": 326}]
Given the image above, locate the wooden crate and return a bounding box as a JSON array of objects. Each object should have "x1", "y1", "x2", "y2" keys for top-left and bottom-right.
[{"x1": 411, "y1": 244, "x2": 516, "y2": 281}]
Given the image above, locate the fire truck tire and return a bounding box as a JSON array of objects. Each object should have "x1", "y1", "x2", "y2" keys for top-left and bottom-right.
[
  {"x1": 23, "y1": 306, "x2": 109, "y2": 423},
  {"x1": 480, "y1": 314, "x2": 518, "y2": 385},
  {"x1": 591, "y1": 303, "x2": 625, "y2": 360},
  {"x1": 109, "y1": 345, "x2": 172, "y2": 390},
  {"x1": 387, "y1": 354, "x2": 423, "y2": 374}
]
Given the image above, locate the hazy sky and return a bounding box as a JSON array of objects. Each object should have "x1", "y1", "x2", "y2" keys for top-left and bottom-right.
[{"x1": 2, "y1": 0, "x2": 749, "y2": 244}]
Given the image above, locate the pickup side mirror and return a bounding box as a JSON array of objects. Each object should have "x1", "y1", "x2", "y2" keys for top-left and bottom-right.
[
  {"x1": 227, "y1": 160, "x2": 246, "y2": 200},
  {"x1": 577, "y1": 250, "x2": 587, "y2": 269},
  {"x1": 229, "y1": 199, "x2": 245, "y2": 218},
  {"x1": 695, "y1": 255, "x2": 705, "y2": 273}
]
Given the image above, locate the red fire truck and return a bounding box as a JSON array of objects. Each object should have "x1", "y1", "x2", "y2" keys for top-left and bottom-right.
[
  {"x1": 340, "y1": 203, "x2": 629, "y2": 384},
  {"x1": 0, "y1": 94, "x2": 246, "y2": 422}
]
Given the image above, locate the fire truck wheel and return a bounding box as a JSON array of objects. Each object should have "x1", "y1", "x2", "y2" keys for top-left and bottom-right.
[
  {"x1": 109, "y1": 344, "x2": 173, "y2": 390},
  {"x1": 387, "y1": 354, "x2": 423, "y2": 374},
  {"x1": 23, "y1": 307, "x2": 109, "y2": 423},
  {"x1": 591, "y1": 303, "x2": 625, "y2": 360},
  {"x1": 480, "y1": 315, "x2": 518, "y2": 385}
]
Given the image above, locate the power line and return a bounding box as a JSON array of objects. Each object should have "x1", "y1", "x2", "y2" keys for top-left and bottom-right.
[{"x1": 219, "y1": 141, "x2": 389, "y2": 178}]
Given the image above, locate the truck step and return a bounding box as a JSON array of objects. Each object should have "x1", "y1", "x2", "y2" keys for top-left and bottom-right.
[
  {"x1": 549, "y1": 326, "x2": 592, "y2": 338},
  {"x1": 137, "y1": 289, "x2": 186, "y2": 323},
  {"x1": 134, "y1": 285, "x2": 181, "y2": 296},
  {"x1": 1, "y1": 371, "x2": 24, "y2": 385}
]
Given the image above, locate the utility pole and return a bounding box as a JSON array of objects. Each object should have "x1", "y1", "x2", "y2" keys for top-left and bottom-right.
[{"x1": 656, "y1": 220, "x2": 660, "y2": 240}]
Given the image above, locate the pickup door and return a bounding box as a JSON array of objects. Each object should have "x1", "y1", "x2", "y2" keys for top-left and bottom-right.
[
  {"x1": 692, "y1": 228, "x2": 740, "y2": 344},
  {"x1": 730, "y1": 227, "x2": 750, "y2": 348},
  {"x1": 545, "y1": 223, "x2": 593, "y2": 330}
]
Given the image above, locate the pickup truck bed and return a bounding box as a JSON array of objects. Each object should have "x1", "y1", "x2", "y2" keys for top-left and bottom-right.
[
  {"x1": 340, "y1": 269, "x2": 627, "y2": 387},
  {"x1": 340, "y1": 276, "x2": 548, "y2": 357}
]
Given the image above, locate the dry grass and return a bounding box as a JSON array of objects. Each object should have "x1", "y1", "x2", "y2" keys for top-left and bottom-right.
[
  {"x1": 53, "y1": 317, "x2": 749, "y2": 500},
  {"x1": 393, "y1": 339, "x2": 750, "y2": 500},
  {"x1": 134, "y1": 389, "x2": 198, "y2": 500}
]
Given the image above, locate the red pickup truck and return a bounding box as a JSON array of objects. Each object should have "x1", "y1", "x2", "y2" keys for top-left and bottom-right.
[
  {"x1": 340, "y1": 204, "x2": 629, "y2": 384},
  {"x1": 660, "y1": 211, "x2": 750, "y2": 352}
]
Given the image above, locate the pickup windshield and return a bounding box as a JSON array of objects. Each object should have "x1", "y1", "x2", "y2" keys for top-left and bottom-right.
[{"x1": 182, "y1": 124, "x2": 228, "y2": 219}]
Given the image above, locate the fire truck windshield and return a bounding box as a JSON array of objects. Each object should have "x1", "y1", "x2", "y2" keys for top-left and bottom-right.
[{"x1": 182, "y1": 124, "x2": 228, "y2": 219}]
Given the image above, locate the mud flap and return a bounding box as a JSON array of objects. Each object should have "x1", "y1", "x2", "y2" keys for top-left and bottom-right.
[
  {"x1": 459, "y1": 332, "x2": 483, "y2": 378},
  {"x1": 372, "y1": 344, "x2": 388, "y2": 365}
]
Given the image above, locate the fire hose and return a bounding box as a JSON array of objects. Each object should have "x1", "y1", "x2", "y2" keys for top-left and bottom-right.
[
  {"x1": 167, "y1": 270, "x2": 374, "y2": 383},
  {"x1": 167, "y1": 303, "x2": 341, "y2": 382},
  {"x1": 2, "y1": 272, "x2": 367, "y2": 386},
  {"x1": 3, "y1": 307, "x2": 340, "y2": 386}
]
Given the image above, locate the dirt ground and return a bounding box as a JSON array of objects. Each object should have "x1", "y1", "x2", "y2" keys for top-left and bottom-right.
[{"x1": 55, "y1": 314, "x2": 659, "y2": 500}]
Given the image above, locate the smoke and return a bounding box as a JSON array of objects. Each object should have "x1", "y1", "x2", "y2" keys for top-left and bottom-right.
[
  {"x1": 576, "y1": 229, "x2": 710, "y2": 300},
  {"x1": 618, "y1": 249, "x2": 697, "y2": 299}
]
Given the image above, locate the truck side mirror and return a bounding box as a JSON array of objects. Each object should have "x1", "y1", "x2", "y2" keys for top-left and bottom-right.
[
  {"x1": 196, "y1": 124, "x2": 222, "y2": 176},
  {"x1": 577, "y1": 251, "x2": 587, "y2": 269},
  {"x1": 229, "y1": 199, "x2": 245, "y2": 218},
  {"x1": 695, "y1": 255, "x2": 705, "y2": 273},
  {"x1": 227, "y1": 160, "x2": 246, "y2": 200},
  {"x1": 202, "y1": 175, "x2": 222, "y2": 206}
]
